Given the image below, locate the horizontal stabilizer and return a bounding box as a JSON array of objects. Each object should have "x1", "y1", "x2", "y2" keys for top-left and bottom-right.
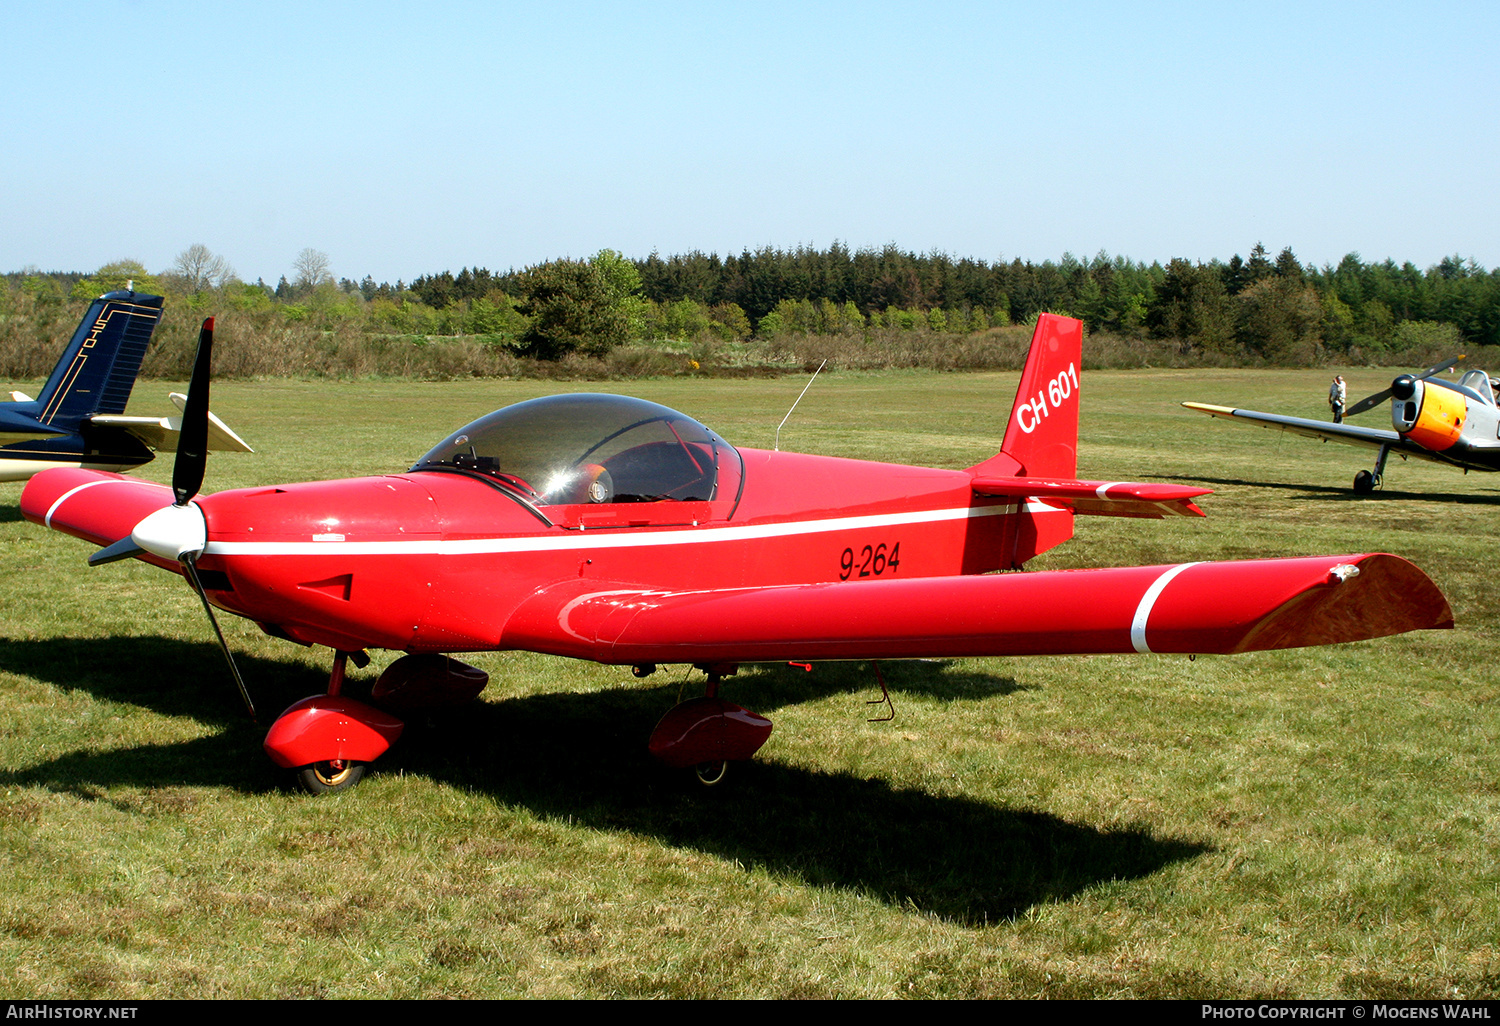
[
  {"x1": 0, "y1": 425, "x2": 67, "y2": 443},
  {"x1": 500, "y1": 553, "x2": 1452, "y2": 665},
  {"x1": 89, "y1": 392, "x2": 253, "y2": 453},
  {"x1": 971, "y1": 475, "x2": 1209, "y2": 518}
]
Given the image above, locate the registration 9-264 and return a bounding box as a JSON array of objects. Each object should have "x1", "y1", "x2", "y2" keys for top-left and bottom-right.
[{"x1": 838, "y1": 542, "x2": 901, "y2": 580}]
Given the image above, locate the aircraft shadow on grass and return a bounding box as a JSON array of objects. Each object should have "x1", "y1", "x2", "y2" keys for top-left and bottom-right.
[{"x1": 0, "y1": 636, "x2": 1205, "y2": 924}]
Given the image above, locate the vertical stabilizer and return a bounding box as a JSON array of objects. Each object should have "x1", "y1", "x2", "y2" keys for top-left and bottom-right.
[
  {"x1": 997, "y1": 313, "x2": 1082, "y2": 477},
  {"x1": 35, "y1": 291, "x2": 165, "y2": 429},
  {"x1": 968, "y1": 313, "x2": 1084, "y2": 565}
]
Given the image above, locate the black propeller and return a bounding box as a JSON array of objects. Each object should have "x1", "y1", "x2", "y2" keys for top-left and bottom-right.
[
  {"x1": 1345, "y1": 356, "x2": 1465, "y2": 418},
  {"x1": 89, "y1": 318, "x2": 255, "y2": 719},
  {"x1": 173, "y1": 316, "x2": 214, "y2": 505}
]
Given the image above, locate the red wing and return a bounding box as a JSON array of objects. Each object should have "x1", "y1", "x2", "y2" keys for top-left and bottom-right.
[
  {"x1": 20, "y1": 469, "x2": 185, "y2": 576},
  {"x1": 971, "y1": 475, "x2": 1210, "y2": 518},
  {"x1": 21, "y1": 468, "x2": 175, "y2": 551},
  {"x1": 501, "y1": 554, "x2": 1451, "y2": 666}
]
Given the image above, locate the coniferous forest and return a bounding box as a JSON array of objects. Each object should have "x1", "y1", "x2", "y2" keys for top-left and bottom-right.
[{"x1": 3, "y1": 242, "x2": 1496, "y2": 380}]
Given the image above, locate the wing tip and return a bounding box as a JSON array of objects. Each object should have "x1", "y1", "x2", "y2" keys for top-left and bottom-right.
[{"x1": 1237, "y1": 553, "x2": 1454, "y2": 650}]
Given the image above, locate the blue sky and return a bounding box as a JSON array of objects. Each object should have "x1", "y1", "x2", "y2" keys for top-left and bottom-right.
[{"x1": 4, "y1": 1, "x2": 1496, "y2": 285}]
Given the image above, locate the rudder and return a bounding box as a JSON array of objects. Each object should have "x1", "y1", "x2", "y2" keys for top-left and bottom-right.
[{"x1": 35, "y1": 291, "x2": 165, "y2": 429}]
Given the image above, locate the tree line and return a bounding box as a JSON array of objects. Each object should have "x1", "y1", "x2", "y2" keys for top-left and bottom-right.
[
  {"x1": 3, "y1": 242, "x2": 1496, "y2": 375},
  {"x1": 404, "y1": 242, "x2": 1498, "y2": 362}
]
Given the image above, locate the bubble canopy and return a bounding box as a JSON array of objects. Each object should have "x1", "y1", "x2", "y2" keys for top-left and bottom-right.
[{"x1": 410, "y1": 394, "x2": 742, "y2": 508}]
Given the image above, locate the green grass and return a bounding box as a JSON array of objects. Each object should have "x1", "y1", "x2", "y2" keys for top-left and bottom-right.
[{"x1": 1, "y1": 367, "x2": 1497, "y2": 998}]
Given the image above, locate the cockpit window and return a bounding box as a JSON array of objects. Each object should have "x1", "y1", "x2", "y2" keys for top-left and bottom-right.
[
  {"x1": 1458, "y1": 369, "x2": 1496, "y2": 406},
  {"x1": 410, "y1": 394, "x2": 743, "y2": 508}
]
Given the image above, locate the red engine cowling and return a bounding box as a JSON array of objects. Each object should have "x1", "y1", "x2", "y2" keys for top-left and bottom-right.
[
  {"x1": 648, "y1": 697, "x2": 773, "y2": 769},
  {"x1": 263, "y1": 696, "x2": 405, "y2": 769},
  {"x1": 370, "y1": 653, "x2": 489, "y2": 715}
]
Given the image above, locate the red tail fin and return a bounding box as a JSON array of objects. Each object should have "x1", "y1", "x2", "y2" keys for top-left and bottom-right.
[
  {"x1": 969, "y1": 314, "x2": 1084, "y2": 564},
  {"x1": 993, "y1": 314, "x2": 1082, "y2": 476}
]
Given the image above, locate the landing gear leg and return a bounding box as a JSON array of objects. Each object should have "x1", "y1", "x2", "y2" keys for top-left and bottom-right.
[
  {"x1": 694, "y1": 669, "x2": 728, "y2": 787},
  {"x1": 1354, "y1": 445, "x2": 1391, "y2": 495},
  {"x1": 324, "y1": 648, "x2": 370, "y2": 697}
]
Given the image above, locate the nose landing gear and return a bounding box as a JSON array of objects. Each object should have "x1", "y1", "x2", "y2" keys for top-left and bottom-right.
[{"x1": 266, "y1": 650, "x2": 491, "y2": 794}]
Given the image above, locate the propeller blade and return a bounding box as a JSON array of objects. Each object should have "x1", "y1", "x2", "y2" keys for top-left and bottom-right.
[
  {"x1": 182, "y1": 553, "x2": 255, "y2": 720},
  {"x1": 86, "y1": 316, "x2": 251, "y2": 717},
  {"x1": 88, "y1": 536, "x2": 145, "y2": 566},
  {"x1": 1346, "y1": 387, "x2": 1393, "y2": 418},
  {"x1": 173, "y1": 317, "x2": 214, "y2": 506},
  {"x1": 1417, "y1": 356, "x2": 1464, "y2": 380},
  {"x1": 1346, "y1": 357, "x2": 1466, "y2": 418}
]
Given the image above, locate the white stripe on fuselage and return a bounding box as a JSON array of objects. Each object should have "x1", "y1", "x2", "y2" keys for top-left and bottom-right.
[{"x1": 199, "y1": 501, "x2": 1065, "y2": 557}]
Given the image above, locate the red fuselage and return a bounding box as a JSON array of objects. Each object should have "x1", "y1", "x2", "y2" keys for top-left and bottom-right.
[{"x1": 188, "y1": 446, "x2": 1035, "y2": 655}]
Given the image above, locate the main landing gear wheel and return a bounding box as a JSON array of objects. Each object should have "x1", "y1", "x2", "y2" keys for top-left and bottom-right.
[
  {"x1": 1353, "y1": 470, "x2": 1381, "y2": 494},
  {"x1": 296, "y1": 760, "x2": 366, "y2": 794},
  {"x1": 694, "y1": 761, "x2": 728, "y2": 787}
]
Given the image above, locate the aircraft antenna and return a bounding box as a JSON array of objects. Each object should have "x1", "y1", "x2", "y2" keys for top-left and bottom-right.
[{"x1": 775, "y1": 359, "x2": 827, "y2": 452}]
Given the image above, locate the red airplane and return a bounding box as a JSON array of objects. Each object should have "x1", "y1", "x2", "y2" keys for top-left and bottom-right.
[{"x1": 21, "y1": 315, "x2": 1454, "y2": 792}]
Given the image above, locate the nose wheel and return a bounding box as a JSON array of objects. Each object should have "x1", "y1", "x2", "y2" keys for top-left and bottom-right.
[
  {"x1": 694, "y1": 761, "x2": 729, "y2": 787},
  {"x1": 297, "y1": 760, "x2": 366, "y2": 794},
  {"x1": 265, "y1": 651, "x2": 403, "y2": 794}
]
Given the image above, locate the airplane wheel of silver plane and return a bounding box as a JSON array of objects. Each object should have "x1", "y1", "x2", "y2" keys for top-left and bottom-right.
[
  {"x1": 694, "y1": 761, "x2": 729, "y2": 787},
  {"x1": 296, "y1": 759, "x2": 366, "y2": 794},
  {"x1": 1353, "y1": 470, "x2": 1375, "y2": 494}
]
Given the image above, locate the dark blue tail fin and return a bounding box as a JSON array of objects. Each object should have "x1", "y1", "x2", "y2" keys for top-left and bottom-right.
[{"x1": 35, "y1": 291, "x2": 165, "y2": 429}]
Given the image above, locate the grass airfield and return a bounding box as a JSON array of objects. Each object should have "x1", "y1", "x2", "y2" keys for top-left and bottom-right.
[{"x1": 0, "y1": 366, "x2": 1496, "y2": 999}]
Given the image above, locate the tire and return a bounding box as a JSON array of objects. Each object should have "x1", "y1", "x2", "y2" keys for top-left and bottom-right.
[
  {"x1": 296, "y1": 760, "x2": 366, "y2": 794},
  {"x1": 694, "y1": 761, "x2": 728, "y2": 787},
  {"x1": 1353, "y1": 470, "x2": 1374, "y2": 494}
]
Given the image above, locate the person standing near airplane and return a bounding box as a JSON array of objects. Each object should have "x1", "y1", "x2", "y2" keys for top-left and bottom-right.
[{"x1": 1329, "y1": 375, "x2": 1347, "y2": 423}]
